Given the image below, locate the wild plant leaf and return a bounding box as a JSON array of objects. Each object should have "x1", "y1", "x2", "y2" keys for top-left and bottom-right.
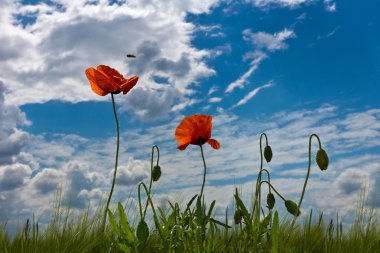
[
  {"x1": 195, "y1": 196, "x2": 203, "y2": 225},
  {"x1": 210, "y1": 218, "x2": 231, "y2": 228},
  {"x1": 233, "y1": 194, "x2": 250, "y2": 225},
  {"x1": 117, "y1": 243, "x2": 132, "y2": 253},
  {"x1": 270, "y1": 211, "x2": 279, "y2": 253},
  {"x1": 186, "y1": 194, "x2": 198, "y2": 210},
  {"x1": 117, "y1": 203, "x2": 134, "y2": 242},
  {"x1": 259, "y1": 213, "x2": 272, "y2": 235},
  {"x1": 107, "y1": 209, "x2": 121, "y2": 237},
  {"x1": 206, "y1": 200, "x2": 216, "y2": 220},
  {"x1": 157, "y1": 206, "x2": 168, "y2": 225}
]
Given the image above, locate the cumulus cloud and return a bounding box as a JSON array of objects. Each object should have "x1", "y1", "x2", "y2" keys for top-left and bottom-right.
[
  {"x1": 0, "y1": 82, "x2": 30, "y2": 165},
  {"x1": 32, "y1": 168, "x2": 63, "y2": 194},
  {"x1": 0, "y1": 163, "x2": 32, "y2": 191},
  {"x1": 0, "y1": 0, "x2": 217, "y2": 119},
  {"x1": 116, "y1": 157, "x2": 150, "y2": 186},
  {"x1": 334, "y1": 168, "x2": 369, "y2": 195}
]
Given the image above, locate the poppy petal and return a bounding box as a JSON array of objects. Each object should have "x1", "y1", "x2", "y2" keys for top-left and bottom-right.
[
  {"x1": 207, "y1": 139, "x2": 220, "y2": 150},
  {"x1": 121, "y1": 76, "x2": 139, "y2": 94},
  {"x1": 94, "y1": 65, "x2": 122, "y2": 93},
  {"x1": 177, "y1": 143, "x2": 190, "y2": 150},
  {"x1": 85, "y1": 67, "x2": 109, "y2": 96}
]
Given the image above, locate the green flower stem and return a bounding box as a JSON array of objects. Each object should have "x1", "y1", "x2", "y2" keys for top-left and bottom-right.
[
  {"x1": 199, "y1": 142, "x2": 207, "y2": 198},
  {"x1": 297, "y1": 134, "x2": 322, "y2": 210},
  {"x1": 259, "y1": 180, "x2": 286, "y2": 202},
  {"x1": 253, "y1": 133, "x2": 268, "y2": 215},
  {"x1": 259, "y1": 168, "x2": 272, "y2": 193},
  {"x1": 102, "y1": 93, "x2": 120, "y2": 231},
  {"x1": 143, "y1": 145, "x2": 159, "y2": 218},
  {"x1": 138, "y1": 182, "x2": 165, "y2": 241}
]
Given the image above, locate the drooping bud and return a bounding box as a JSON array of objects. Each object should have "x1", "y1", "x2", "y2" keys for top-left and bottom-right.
[
  {"x1": 316, "y1": 148, "x2": 329, "y2": 171},
  {"x1": 285, "y1": 200, "x2": 300, "y2": 217},
  {"x1": 136, "y1": 220, "x2": 149, "y2": 242},
  {"x1": 152, "y1": 165, "x2": 161, "y2": 181},
  {"x1": 266, "y1": 193, "x2": 275, "y2": 210},
  {"x1": 234, "y1": 209, "x2": 243, "y2": 224},
  {"x1": 264, "y1": 145, "x2": 273, "y2": 163}
]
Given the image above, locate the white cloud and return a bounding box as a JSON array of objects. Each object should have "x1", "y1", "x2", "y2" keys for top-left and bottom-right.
[
  {"x1": 243, "y1": 28, "x2": 296, "y2": 51},
  {"x1": 233, "y1": 81, "x2": 273, "y2": 107},
  {"x1": 246, "y1": 0, "x2": 336, "y2": 10},
  {"x1": 0, "y1": 82, "x2": 30, "y2": 165},
  {"x1": 209, "y1": 97, "x2": 222, "y2": 103},
  {"x1": 1, "y1": 105, "x2": 380, "y2": 231},
  {"x1": 0, "y1": 0, "x2": 218, "y2": 120},
  {"x1": 225, "y1": 51, "x2": 267, "y2": 93},
  {"x1": 324, "y1": 0, "x2": 336, "y2": 12}
]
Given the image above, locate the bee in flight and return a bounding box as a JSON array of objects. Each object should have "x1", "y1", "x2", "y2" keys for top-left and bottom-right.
[{"x1": 126, "y1": 54, "x2": 136, "y2": 58}]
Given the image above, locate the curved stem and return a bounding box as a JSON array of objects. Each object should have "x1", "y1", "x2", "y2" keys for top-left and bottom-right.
[
  {"x1": 259, "y1": 180, "x2": 286, "y2": 202},
  {"x1": 143, "y1": 145, "x2": 159, "y2": 218},
  {"x1": 259, "y1": 168, "x2": 272, "y2": 193},
  {"x1": 138, "y1": 182, "x2": 165, "y2": 241},
  {"x1": 297, "y1": 134, "x2": 321, "y2": 210},
  {"x1": 253, "y1": 133, "x2": 268, "y2": 214},
  {"x1": 199, "y1": 142, "x2": 207, "y2": 198},
  {"x1": 102, "y1": 94, "x2": 120, "y2": 231}
]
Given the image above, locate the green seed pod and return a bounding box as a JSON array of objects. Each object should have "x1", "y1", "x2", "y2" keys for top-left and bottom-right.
[
  {"x1": 136, "y1": 220, "x2": 149, "y2": 242},
  {"x1": 316, "y1": 148, "x2": 329, "y2": 171},
  {"x1": 285, "y1": 200, "x2": 300, "y2": 217},
  {"x1": 264, "y1": 145, "x2": 273, "y2": 163},
  {"x1": 234, "y1": 209, "x2": 243, "y2": 224},
  {"x1": 152, "y1": 165, "x2": 161, "y2": 181},
  {"x1": 266, "y1": 193, "x2": 275, "y2": 210}
]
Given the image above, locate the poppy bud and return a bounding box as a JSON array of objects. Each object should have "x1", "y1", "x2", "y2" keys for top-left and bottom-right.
[
  {"x1": 264, "y1": 145, "x2": 273, "y2": 163},
  {"x1": 266, "y1": 193, "x2": 275, "y2": 210},
  {"x1": 316, "y1": 148, "x2": 329, "y2": 171},
  {"x1": 136, "y1": 220, "x2": 149, "y2": 242},
  {"x1": 285, "y1": 200, "x2": 300, "y2": 217},
  {"x1": 152, "y1": 165, "x2": 161, "y2": 182},
  {"x1": 234, "y1": 209, "x2": 243, "y2": 224}
]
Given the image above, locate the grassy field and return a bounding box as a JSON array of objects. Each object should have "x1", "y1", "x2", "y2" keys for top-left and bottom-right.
[
  {"x1": 1, "y1": 126, "x2": 379, "y2": 252},
  {"x1": 0, "y1": 192, "x2": 379, "y2": 253}
]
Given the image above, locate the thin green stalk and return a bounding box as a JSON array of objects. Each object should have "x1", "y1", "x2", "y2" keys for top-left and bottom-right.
[
  {"x1": 143, "y1": 145, "x2": 159, "y2": 218},
  {"x1": 102, "y1": 94, "x2": 120, "y2": 231},
  {"x1": 138, "y1": 182, "x2": 165, "y2": 244},
  {"x1": 199, "y1": 142, "x2": 207, "y2": 198},
  {"x1": 259, "y1": 180, "x2": 286, "y2": 202},
  {"x1": 253, "y1": 133, "x2": 268, "y2": 219},
  {"x1": 298, "y1": 134, "x2": 321, "y2": 209}
]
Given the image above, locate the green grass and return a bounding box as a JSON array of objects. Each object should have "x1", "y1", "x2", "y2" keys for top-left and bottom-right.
[{"x1": 1, "y1": 193, "x2": 379, "y2": 253}]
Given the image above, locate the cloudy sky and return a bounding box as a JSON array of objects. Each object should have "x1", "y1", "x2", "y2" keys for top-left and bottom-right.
[{"x1": 1, "y1": 0, "x2": 379, "y2": 231}]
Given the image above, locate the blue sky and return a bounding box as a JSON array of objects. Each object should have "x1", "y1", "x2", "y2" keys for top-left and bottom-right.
[{"x1": 0, "y1": 0, "x2": 379, "y2": 231}]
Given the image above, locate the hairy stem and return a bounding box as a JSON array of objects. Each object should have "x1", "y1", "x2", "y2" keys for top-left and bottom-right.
[
  {"x1": 298, "y1": 134, "x2": 321, "y2": 209},
  {"x1": 199, "y1": 143, "x2": 207, "y2": 198},
  {"x1": 102, "y1": 94, "x2": 120, "y2": 231}
]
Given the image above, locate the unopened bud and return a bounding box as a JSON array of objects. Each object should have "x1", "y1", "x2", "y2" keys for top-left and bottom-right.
[
  {"x1": 316, "y1": 148, "x2": 329, "y2": 171},
  {"x1": 285, "y1": 200, "x2": 300, "y2": 217},
  {"x1": 152, "y1": 165, "x2": 161, "y2": 181},
  {"x1": 264, "y1": 145, "x2": 273, "y2": 163},
  {"x1": 136, "y1": 220, "x2": 149, "y2": 242},
  {"x1": 266, "y1": 193, "x2": 275, "y2": 210}
]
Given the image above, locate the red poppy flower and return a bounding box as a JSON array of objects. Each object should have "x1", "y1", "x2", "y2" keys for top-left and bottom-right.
[
  {"x1": 85, "y1": 65, "x2": 139, "y2": 96},
  {"x1": 175, "y1": 114, "x2": 220, "y2": 151}
]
